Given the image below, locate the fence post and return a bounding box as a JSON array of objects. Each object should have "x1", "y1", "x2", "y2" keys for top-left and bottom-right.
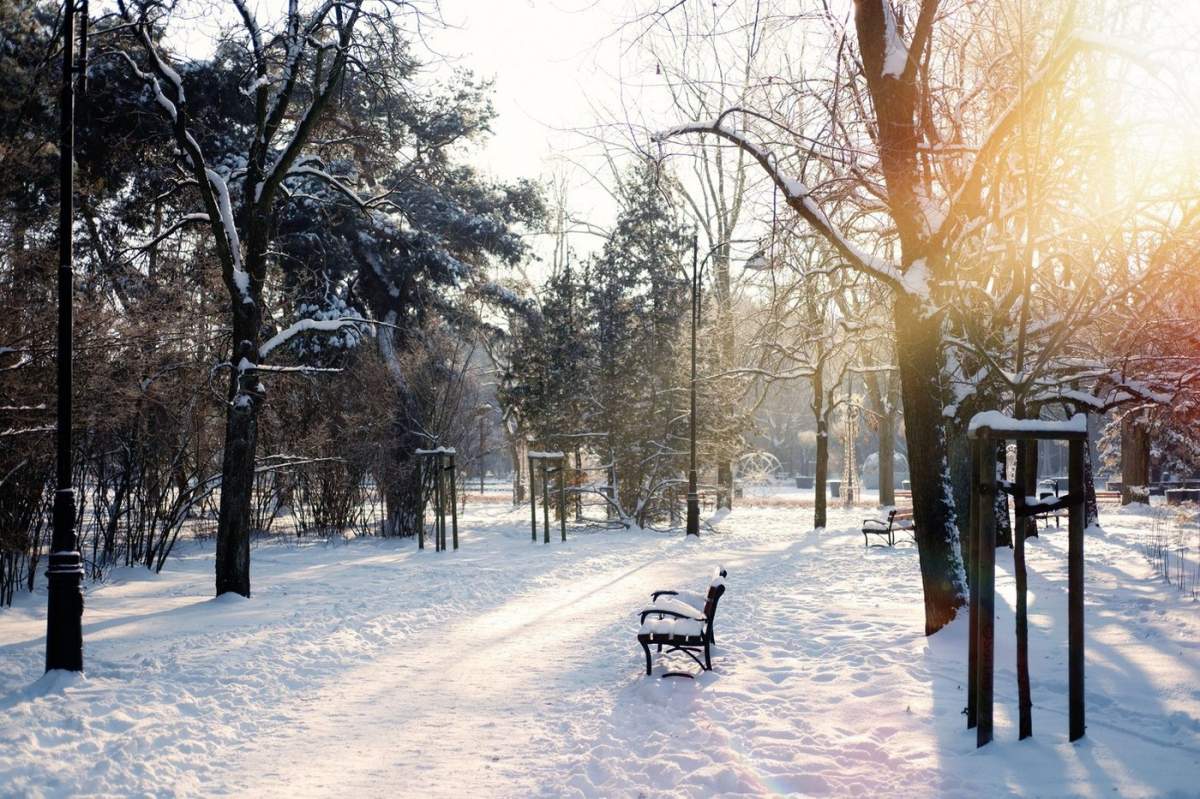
[
  {"x1": 1068, "y1": 437, "x2": 1086, "y2": 741},
  {"x1": 449, "y1": 454, "x2": 459, "y2": 551},
  {"x1": 418, "y1": 458, "x2": 425, "y2": 550},
  {"x1": 530, "y1": 454, "x2": 537, "y2": 542},
  {"x1": 542, "y1": 462, "x2": 550, "y2": 544},
  {"x1": 967, "y1": 438, "x2": 980, "y2": 730},
  {"x1": 976, "y1": 438, "x2": 997, "y2": 748},
  {"x1": 558, "y1": 460, "x2": 567, "y2": 542}
]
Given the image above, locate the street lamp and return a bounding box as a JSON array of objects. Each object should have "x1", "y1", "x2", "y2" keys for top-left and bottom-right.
[
  {"x1": 686, "y1": 234, "x2": 762, "y2": 537},
  {"x1": 687, "y1": 235, "x2": 701, "y2": 536},
  {"x1": 46, "y1": 0, "x2": 88, "y2": 673}
]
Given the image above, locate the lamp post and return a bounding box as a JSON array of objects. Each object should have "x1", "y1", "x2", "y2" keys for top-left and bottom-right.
[
  {"x1": 685, "y1": 235, "x2": 763, "y2": 537},
  {"x1": 687, "y1": 235, "x2": 701, "y2": 537},
  {"x1": 46, "y1": 0, "x2": 87, "y2": 673}
]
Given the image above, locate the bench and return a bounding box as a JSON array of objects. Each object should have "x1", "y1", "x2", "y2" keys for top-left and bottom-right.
[
  {"x1": 862, "y1": 508, "x2": 914, "y2": 547},
  {"x1": 637, "y1": 567, "x2": 726, "y2": 676}
]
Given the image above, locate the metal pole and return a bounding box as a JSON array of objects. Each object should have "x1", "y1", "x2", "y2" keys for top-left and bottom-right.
[
  {"x1": 479, "y1": 416, "x2": 485, "y2": 495},
  {"x1": 46, "y1": 0, "x2": 84, "y2": 674},
  {"x1": 686, "y1": 233, "x2": 700, "y2": 537}
]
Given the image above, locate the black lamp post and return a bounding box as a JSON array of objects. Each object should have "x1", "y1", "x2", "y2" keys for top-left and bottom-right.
[
  {"x1": 46, "y1": 0, "x2": 87, "y2": 673},
  {"x1": 687, "y1": 234, "x2": 700, "y2": 537},
  {"x1": 685, "y1": 235, "x2": 763, "y2": 537}
]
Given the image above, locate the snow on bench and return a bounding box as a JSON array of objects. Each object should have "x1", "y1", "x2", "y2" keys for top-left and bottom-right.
[{"x1": 637, "y1": 567, "x2": 726, "y2": 677}]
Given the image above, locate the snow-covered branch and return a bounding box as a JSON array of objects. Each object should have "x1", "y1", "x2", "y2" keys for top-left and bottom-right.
[{"x1": 655, "y1": 111, "x2": 906, "y2": 294}]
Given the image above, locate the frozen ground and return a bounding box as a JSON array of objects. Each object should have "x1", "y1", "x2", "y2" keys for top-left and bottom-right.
[{"x1": 1, "y1": 502, "x2": 1198, "y2": 798}]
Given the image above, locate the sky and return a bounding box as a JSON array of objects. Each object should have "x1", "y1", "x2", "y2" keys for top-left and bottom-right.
[{"x1": 431, "y1": 0, "x2": 651, "y2": 260}]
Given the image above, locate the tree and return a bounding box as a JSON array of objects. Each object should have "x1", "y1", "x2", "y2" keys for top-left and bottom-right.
[
  {"x1": 653, "y1": 0, "x2": 1176, "y2": 633},
  {"x1": 112, "y1": 0, "x2": 542, "y2": 590},
  {"x1": 583, "y1": 163, "x2": 691, "y2": 524}
]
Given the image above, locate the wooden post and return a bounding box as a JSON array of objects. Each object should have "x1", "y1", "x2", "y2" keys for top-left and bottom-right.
[
  {"x1": 1068, "y1": 438, "x2": 1086, "y2": 741},
  {"x1": 1014, "y1": 439, "x2": 1033, "y2": 739},
  {"x1": 417, "y1": 458, "x2": 425, "y2": 550},
  {"x1": 542, "y1": 462, "x2": 551, "y2": 544},
  {"x1": 530, "y1": 454, "x2": 537, "y2": 542},
  {"x1": 558, "y1": 460, "x2": 567, "y2": 542},
  {"x1": 448, "y1": 454, "x2": 459, "y2": 551},
  {"x1": 435, "y1": 456, "x2": 444, "y2": 552},
  {"x1": 976, "y1": 438, "x2": 997, "y2": 748},
  {"x1": 967, "y1": 439, "x2": 980, "y2": 730},
  {"x1": 574, "y1": 448, "x2": 583, "y2": 521}
]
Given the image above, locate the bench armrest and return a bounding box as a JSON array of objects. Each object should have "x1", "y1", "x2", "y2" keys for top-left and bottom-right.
[
  {"x1": 650, "y1": 589, "x2": 679, "y2": 600},
  {"x1": 862, "y1": 519, "x2": 889, "y2": 528},
  {"x1": 640, "y1": 608, "x2": 707, "y2": 625}
]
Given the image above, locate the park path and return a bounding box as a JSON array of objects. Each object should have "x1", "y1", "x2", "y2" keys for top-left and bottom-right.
[{"x1": 219, "y1": 525, "x2": 738, "y2": 797}]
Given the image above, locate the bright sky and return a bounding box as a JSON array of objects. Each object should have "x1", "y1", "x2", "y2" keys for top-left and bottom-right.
[
  {"x1": 159, "y1": 0, "x2": 1200, "y2": 274},
  {"x1": 432, "y1": 0, "x2": 647, "y2": 257}
]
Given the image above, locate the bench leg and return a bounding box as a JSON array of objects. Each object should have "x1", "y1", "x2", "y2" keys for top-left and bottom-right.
[
  {"x1": 641, "y1": 641, "x2": 653, "y2": 675},
  {"x1": 704, "y1": 640, "x2": 712, "y2": 671}
]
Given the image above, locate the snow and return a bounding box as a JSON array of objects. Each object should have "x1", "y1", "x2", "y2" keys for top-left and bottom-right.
[
  {"x1": 203, "y1": 168, "x2": 252, "y2": 305},
  {"x1": 881, "y1": 0, "x2": 909, "y2": 78},
  {"x1": 969, "y1": 411, "x2": 1089, "y2": 437},
  {"x1": 2, "y1": 502, "x2": 1198, "y2": 797},
  {"x1": 258, "y1": 317, "x2": 366, "y2": 359},
  {"x1": 900, "y1": 257, "x2": 931, "y2": 300}
]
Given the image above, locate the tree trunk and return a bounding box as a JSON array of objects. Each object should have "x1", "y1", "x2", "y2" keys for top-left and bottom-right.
[
  {"x1": 717, "y1": 461, "x2": 733, "y2": 510},
  {"x1": 1120, "y1": 412, "x2": 1150, "y2": 505},
  {"x1": 814, "y1": 415, "x2": 829, "y2": 530},
  {"x1": 214, "y1": 313, "x2": 261, "y2": 597},
  {"x1": 878, "y1": 407, "x2": 895, "y2": 507},
  {"x1": 893, "y1": 298, "x2": 966, "y2": 635}
]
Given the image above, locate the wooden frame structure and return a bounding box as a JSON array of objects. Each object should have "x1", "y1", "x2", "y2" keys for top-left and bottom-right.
[
  {"x1": 966, "y1": 412, "x2": 1087, "y2": 748},
  {"x1": 416, "y1": 447, "x2": 458, "y2": 551},
  {"x1": 528, "y1": 451, "x2": 567, "y2": 544}
]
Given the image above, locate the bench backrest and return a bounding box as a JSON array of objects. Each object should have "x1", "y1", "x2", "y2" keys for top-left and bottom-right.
[{"x1": 704, "y1": 570, "x2": 727, "y2": 622}]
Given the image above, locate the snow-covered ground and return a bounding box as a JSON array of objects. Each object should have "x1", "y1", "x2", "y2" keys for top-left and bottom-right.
[{"x1": 1, "y1": 503, "x2": 1198, "y2": 798}]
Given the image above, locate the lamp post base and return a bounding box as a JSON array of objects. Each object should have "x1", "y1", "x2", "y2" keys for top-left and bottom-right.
[{"x1": 45, "y1": 489, "x2": 83, "y2": 673}]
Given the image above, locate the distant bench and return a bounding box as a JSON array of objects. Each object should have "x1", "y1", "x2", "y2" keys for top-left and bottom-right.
[
  {"x1": 637, "y1": 568, "x2": 726, "y2": 676},
  {"x1": 862, "y1": 508, "x2": 914, "y2": 548}
]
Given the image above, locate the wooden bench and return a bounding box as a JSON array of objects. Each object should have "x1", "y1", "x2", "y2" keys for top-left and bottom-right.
[
  {"x1": 637, "y1": 568, "x2": 726, "y2": 676},
  {"x1": 862, "y1": 508, "x2": 914, "y2": 547}
]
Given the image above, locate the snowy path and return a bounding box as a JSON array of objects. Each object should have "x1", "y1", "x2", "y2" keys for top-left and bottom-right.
[
  {"x1": 2, "y1": 503, "x2": 1199, "y2": 797},
  {"x1": 225, "y1": 539, "x2": 687, "y2": 797}
]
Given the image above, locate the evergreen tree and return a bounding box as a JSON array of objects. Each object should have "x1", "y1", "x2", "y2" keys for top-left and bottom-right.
[{"x1": 584, "y1": 163, "x2": 689, "y2": 525}]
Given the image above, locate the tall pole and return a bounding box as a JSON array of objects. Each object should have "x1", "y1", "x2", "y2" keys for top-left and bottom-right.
[
  {"x1": 46, "y1": 0, "x2": 85, "y2": 673},
  {"x1": 686, "y1": 233, "x2": 700, "y2": 537}
]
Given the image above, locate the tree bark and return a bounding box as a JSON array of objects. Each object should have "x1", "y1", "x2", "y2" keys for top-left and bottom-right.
[
  {"x1": 878, "y1": 405, "x2": 896, "y2": 507},
  {"x1": 214, "y1": 312, "x2": 261, "y2": 597},
  {"x1": 814, "y1": 415, "x2": 829, "y2": 530},
  {"x1": 1120, "y1": 412, "x2": 1150, "y2": 505},
  {"x1": 893, "y1": 297, "x2": 966, "y2": 635}
]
